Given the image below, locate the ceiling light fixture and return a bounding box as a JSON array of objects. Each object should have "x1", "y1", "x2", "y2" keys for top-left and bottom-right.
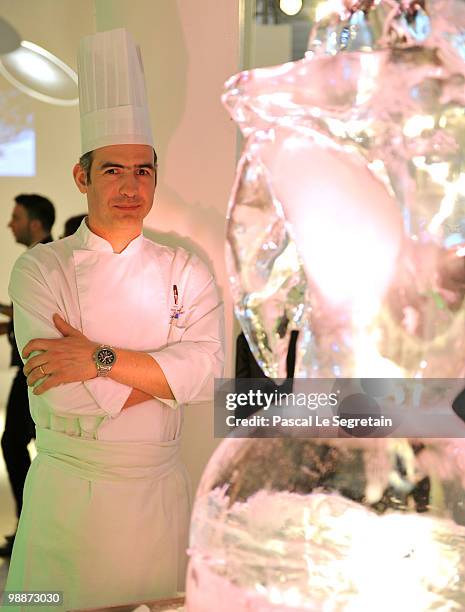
[
  {"x1": 0, "y1": 16, "x2": 78, "y2": 106},
  {"x1": 279, "y1": 0, "x2": 304, "y2": 16}
]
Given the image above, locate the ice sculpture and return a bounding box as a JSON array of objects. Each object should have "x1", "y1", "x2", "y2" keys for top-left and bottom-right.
[
  {"x1": 186, "y1": 438, "x2": 465, "y2": 610},
  {"x1": 224, "y1": 0, "x2": 465, "y2": 380},
  {"x1": 186, "y1": 1, "x2": 465, "y2": 610}
]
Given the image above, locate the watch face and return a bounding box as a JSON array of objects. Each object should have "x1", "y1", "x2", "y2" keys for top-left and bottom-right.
[{"x1": 97, "y1": 348, "x2": 115, "y2": 366}]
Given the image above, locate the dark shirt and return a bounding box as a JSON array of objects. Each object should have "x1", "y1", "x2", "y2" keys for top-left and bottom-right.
[
  {"x1": 235, "y1": 331, "x2": 298, "y2": 379},
  {"x1": 234, "y1": 331, "x2": 298, "y2": 419}
]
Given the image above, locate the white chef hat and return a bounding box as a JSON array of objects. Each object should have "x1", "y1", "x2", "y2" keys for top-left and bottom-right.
[{"x1": 77, "y1": 28, "x2": 153, "y2": 155}]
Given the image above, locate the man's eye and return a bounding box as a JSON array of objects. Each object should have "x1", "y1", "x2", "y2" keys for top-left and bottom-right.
[
  {"x1": 104, "y1": 168, "x2": 118, "y2": 174},
  {"x1": 137, "y1": 168, "x2": 150, "y2": 176}
]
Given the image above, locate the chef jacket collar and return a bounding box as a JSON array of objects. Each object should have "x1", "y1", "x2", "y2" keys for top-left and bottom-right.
[{"x1": 75, "y1": 217, "x2": 144, "y2": 256}]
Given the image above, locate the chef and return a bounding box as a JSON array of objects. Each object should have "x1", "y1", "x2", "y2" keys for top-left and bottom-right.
[{"x1": 5, "y1": 28, "x2": 223, "y2": 610}]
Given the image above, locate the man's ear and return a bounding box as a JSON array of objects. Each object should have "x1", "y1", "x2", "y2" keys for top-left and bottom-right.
[
  {"x1": 73, "y1": 163, "x2": 88, "y2": 194},
  {"x1": 29, "y1": 218, "x2": 41, "y2": 234}
]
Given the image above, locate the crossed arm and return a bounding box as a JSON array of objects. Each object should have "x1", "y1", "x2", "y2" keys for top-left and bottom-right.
[{"x1": 22, "y1": 313, "x2": 174, "y2": 408}]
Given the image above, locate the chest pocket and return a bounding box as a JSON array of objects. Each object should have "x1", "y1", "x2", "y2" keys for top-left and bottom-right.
[{"x1": 164, "y1": 248, "x2": 195, "y2": 345}]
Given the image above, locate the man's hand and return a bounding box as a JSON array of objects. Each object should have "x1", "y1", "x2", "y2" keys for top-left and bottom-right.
[{"x1": 23, "y1": 314, "x2": 98, "y2": 395}]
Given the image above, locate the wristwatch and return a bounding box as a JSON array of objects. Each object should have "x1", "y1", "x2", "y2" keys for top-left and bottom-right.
[{"x1": 93, "y1": 345, "x2": 117, "y2": 377}]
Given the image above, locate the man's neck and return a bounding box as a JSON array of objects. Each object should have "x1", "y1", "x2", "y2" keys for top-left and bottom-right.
[
  {"x1": 28, "y1": 231, "x2": 49, "y2": 248},
  {"x1": 86, "y1": 219, "x2": 141, "y2": 254}
]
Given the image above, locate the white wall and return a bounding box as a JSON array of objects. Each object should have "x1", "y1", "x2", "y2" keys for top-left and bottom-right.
[{"x1": 253, "y1": 24, "x2": 292, "y2": 68}]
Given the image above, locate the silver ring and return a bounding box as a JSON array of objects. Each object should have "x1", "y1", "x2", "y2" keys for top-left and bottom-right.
[{"x1": 39, "y1": 365, "x2": 46, "y2": 376}]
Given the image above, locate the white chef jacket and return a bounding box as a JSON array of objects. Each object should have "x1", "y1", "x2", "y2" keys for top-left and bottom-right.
[{"x1": 5, "y1": 220, "x2": 223, "y2": 610}]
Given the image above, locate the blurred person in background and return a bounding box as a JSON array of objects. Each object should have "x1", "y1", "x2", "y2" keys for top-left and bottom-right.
[
  {"x1": 61, "y1": 213, "x2": 86, "y2": 238},
  {"x1": 0, "y1": 193, "x2": 55, "y2": 557}
]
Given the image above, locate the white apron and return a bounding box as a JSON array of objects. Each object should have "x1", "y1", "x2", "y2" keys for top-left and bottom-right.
[{"x1": 6, "y1": 427, "x2": 190, "y2": 611}]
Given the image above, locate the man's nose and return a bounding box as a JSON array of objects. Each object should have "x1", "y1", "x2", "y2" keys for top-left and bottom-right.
[{"x1": 119, "y1": 173, "x2": 138, "y2": 197}]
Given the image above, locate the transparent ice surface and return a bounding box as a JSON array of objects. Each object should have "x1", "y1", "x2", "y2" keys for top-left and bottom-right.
[
  {"x1": 187, "y1": 438, "x2": 465, "y2": 611},
  {"x1": 224, "y1": 0, "x2": 465, "y2": 379}
]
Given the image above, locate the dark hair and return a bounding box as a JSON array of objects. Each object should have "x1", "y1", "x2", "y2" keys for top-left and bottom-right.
[
  {"x1": 79, "y1": 148, "x2": 158, "y2": 184},
  {"x1": 63, "y1": 214, "x2": 86, "y2": 237},
  {"x1": 79, "y1": 151, "x2": 93, "y2": 183},
  {"x1": 15, "y1": 194, "x2": 56, "y2": 233}
]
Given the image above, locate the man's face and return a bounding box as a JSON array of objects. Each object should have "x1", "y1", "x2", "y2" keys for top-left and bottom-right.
[
  {"x1": 8, "y1": 204, "x2": 32, "y2": 246},
  {"x1": 74, "y1": 144, "x2": 157, "y2": 238}
]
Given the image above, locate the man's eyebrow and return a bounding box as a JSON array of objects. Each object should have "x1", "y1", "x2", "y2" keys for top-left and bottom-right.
[
  {"x1": 136, "y1": 162, "x2": 157, "y2": 169},
  {"x1": 98, "y1": 161, "x2": 157, "y2": 170}
]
